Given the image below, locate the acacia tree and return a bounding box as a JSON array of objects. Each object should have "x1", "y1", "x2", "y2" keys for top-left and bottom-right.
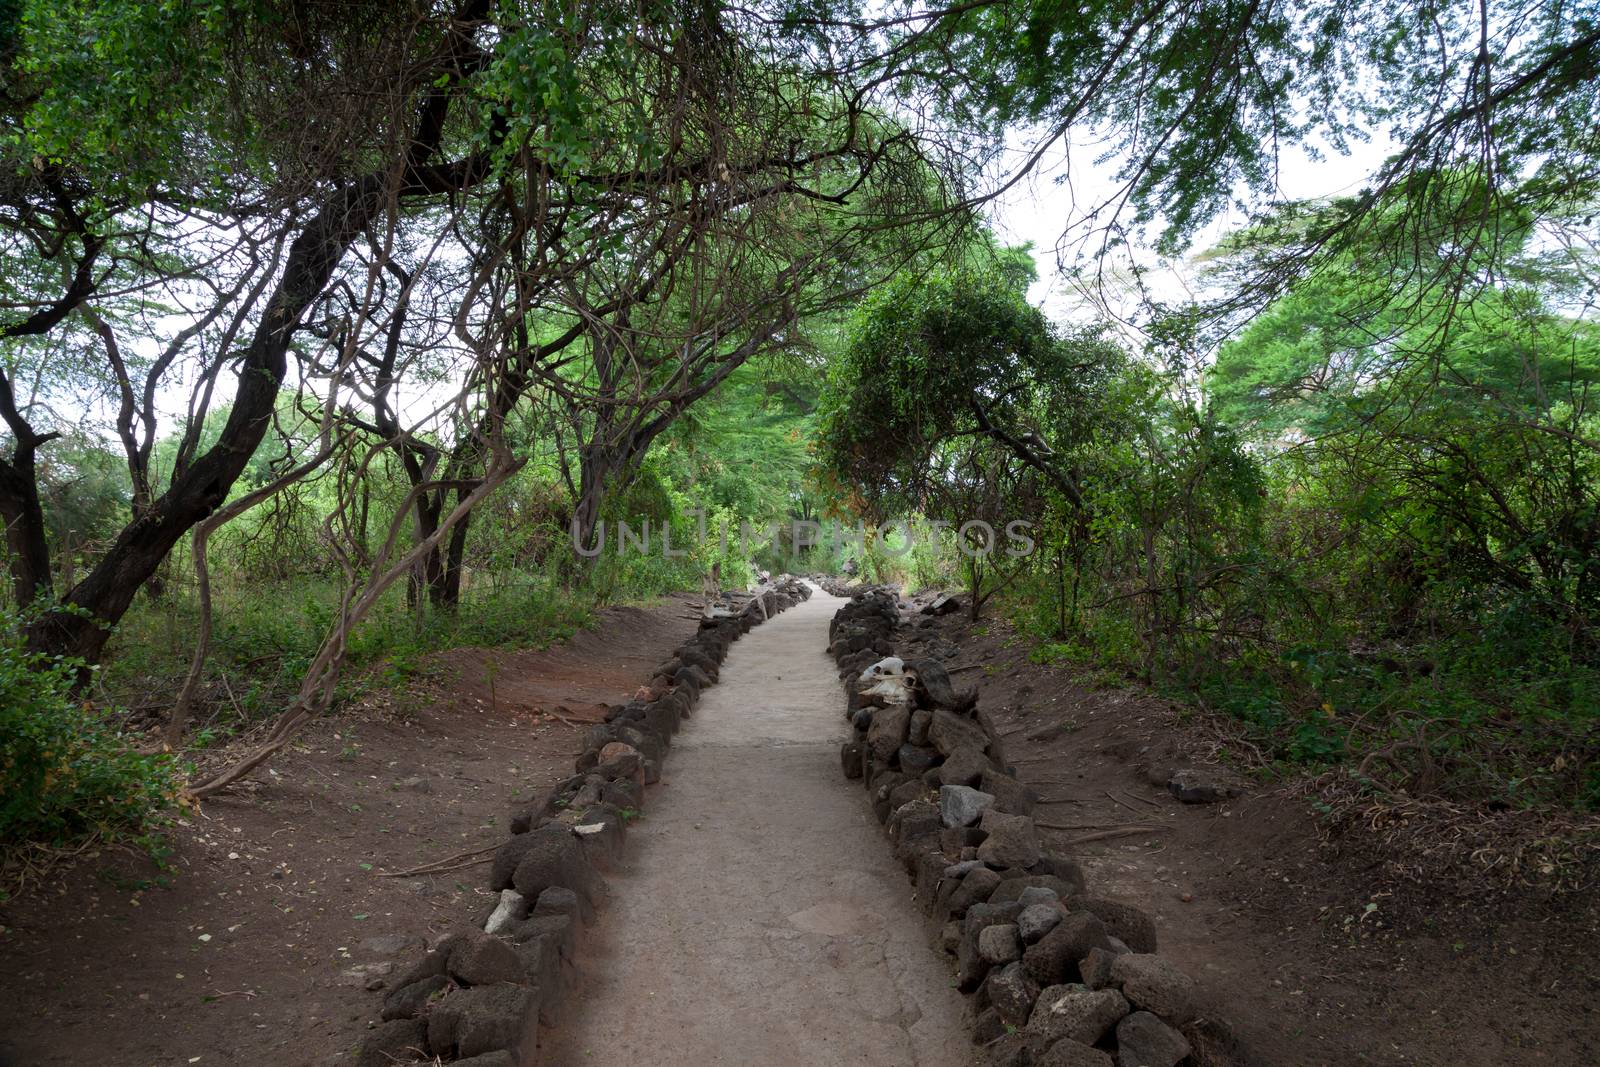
[
  {"x1": 799, "y1": 0, "x2": 1600, "y2": 340},
  {"x1": 816, "y1": 266, "x2": 1129, "y2": 615},
  {"x1": 450, "y1": 6, "x2": 957, "y2": 559},
  {"x1": 1207, "y1": 192, "x2": 1600, "y2": 650},
  {"x1": 818, "y1": 267, "x2": 1126, "y2": 509},
  {"x1": 177, "y1": 0, "x2": 959, "y2": 791},
  {"x1": 1, "y1": 0, "x2": 505, "y2": 663}
]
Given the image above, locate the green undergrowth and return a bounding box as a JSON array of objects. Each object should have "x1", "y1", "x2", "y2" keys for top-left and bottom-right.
[
  {"x1": 1000, "y1": 594, "x2": 1600, "y2": 813},
  {"x1": 0, "y1": 630, "x2": 177, "y2": 871},
  {"x1": 96, "y1": 572, "x2": 613, "y2": 741},
  {"x1": 3, "y1": 560, "x2": 699, "y2": 875}
]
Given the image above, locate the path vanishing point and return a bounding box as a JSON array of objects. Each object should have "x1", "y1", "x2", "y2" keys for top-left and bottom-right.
[{"x1": 542, "y1": 585, "x2": 970, "y2": 1065}]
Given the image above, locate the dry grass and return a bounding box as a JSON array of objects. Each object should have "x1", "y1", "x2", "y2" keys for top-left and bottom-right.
[
  {"x1": 1181, "y1": 699, "x2": 1600, "y2": 901},
  {"x1": 1302, "y1": 770, "x2": 1600, "y2": 899}
]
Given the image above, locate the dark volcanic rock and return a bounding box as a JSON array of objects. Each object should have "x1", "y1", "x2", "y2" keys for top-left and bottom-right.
[
  {"x1": 1079, "y1": 946, "x2": 1121, "y2": 989},
  {"x1": 1111, "y1": 953, "x2": 1199, "y2": 1024},
  {"x1": 393, "y1": 936, "x2": 459, "y2": 988},
  {"x1": 990, "y1": 875, "x2": 1078, "y2": 906},
  {"x1": 936, "y1": 745, "x2": 989, "y2": 787},
  {"x1": 983, "y1": 961, "x2": 1042, "y2": 1027},
  {"x1": 978, "y1": 923, "x2": 1024, "y2": 965},
  {"x1": 1117, "y1": 1010, "x2": 1192, "y2": 1067},
  {"x1": 976, "y1": 810, "x2": 1041, "y2": 869},
  {"x1": 1071, "y1": 896, "x2": 1158, "y2": 954},
  {"x1": 1017, "y1": 902, "x2": 1063, "y2": 944},
  {"x1": 981, "y1": 769, "x2": 1039, "y2": 815},
  {"x1": 356, "y1": 1018, "x2": 429, "y2": 1067},
  {"x1": 1022, "y1": 913, "x2": 1113, "y2": 987},
  {"x1": 867, "y1": 703, "x2": 912, "y2": 762},
  {"x1": 380, "y1": 974, "x2": 450, "y2": 1021},
  {"x1": 929, "y1": 708, "x2": 988, "y2": 756},
  {"x1": 841, "y1": 739, "x2": 865, "y2": 778},
  {"x1": 509, "y1": 825, "x2": 598, "y2": 904},
  {"x1": 427, "y1": 984, "x2": 539, "y2": 1060},
  {"x1": 938, "y1": 784, "x2": 995, "y2": 828},
  {"x1": 447, "y1": 932, "x2": 523, "y2": 987},
  {"x1": 905, "y1": 657, "x2": 959, "y2": 710},
  {"x1": 887, "y1": 778, "x2": 927, "y2": 812},
  {"x1": 942, "y1": 865, "x2": 1003, "y2": 917},
  {"x1": 897, "y1": 742, "x2": 941, "y2": 776},
  {"x1": 1036, "y1": 1037, "x2": 1115, "y2": 1067},
  {"x1": 452, "y1": 1052, "x2": 515, "y2": 1067},
  {"x1": 1026, "y1": 984, "x2": 1129, "y2": 1046}
]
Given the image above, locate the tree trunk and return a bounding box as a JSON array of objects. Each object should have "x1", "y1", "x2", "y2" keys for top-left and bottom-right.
[
  {"x1": 405, "y1": 491, "x2": 445, "y2": 610},
  {"x1": 438, "y1": 503, "x2": 471, "y2": 606},
  {"x1": 0, "y1": 444, "x2": 54, "y2": 607},
  {"x1": 24, "y1": 183, "x2": 376, "y2": 661},
  {"x1": 400, "y1": 466, "x2": 477, "y2": 610},
  {"x1": 571, "y1": 443, "x2": 612, "y2": 558},
  {"x1": 27, "y1": 180, "x2": 485, "y2": 659},
  {"x1": 18, "y1": 0, "x2": 490, "y2": 664},
  {"x1": 428, "y1": 443, "x2": 481, "y2": 608},
  {"x1": 190, "y1": 453, "x2": 521, "y2": 797}
]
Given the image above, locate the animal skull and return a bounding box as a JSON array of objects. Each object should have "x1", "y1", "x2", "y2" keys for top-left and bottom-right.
[{"x1": 856, "y1": 656, "x2": 918, "y2": 707}]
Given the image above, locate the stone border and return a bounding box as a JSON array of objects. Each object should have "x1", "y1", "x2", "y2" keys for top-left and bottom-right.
[
  {"x1": 354, "y1": 578, "x2": 813, "y2": 1067},
  {"x1": 827, "y1": 587, "x2": 1249, "y2": 1067}
]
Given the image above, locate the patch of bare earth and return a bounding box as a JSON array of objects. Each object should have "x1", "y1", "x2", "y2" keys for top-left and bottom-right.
[
  {"x1": 0, "y1": 596, "x2": 699, "y2": 1067},
  {"x1": 896, "y1": 610, "x2": 1599, "y2": 1067}
]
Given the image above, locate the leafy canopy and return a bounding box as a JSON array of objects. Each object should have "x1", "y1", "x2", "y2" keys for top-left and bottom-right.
[{"x1": 816, "y1": 265, "x2": 1126, "y2": 517}]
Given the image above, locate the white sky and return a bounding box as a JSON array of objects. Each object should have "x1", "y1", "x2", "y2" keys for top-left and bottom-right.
[
  {"x1": 101, "y1": 122, "x2": 1401, "y2": 448},
  {"x1": 986, "y1": 127, "x2": 1400, "y2": 326}
]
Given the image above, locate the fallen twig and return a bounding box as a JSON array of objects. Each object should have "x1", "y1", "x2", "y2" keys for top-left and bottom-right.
[
  {"x1": 396, "y1": 855, "x2": 493, "y2": 876},
  {"x1": 1039, "y1": 823, "x2": 1169, "y2": 846},
  {"x1": 1105, "y1": 790, "x2": 1142, "y2": 814},
  {"x1": 380, "y1": 843, "x2": 500, "y2": 878},
  {"x1": 541, "y1": 707, "x2": 580, "y2": 729}
]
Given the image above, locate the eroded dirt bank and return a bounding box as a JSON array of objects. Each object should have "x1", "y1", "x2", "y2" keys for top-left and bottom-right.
[
  {"x1": 893, "y1": 604, "x2": 1598, "y2": 1067},
  {"x1": 0, "y1": 599, "x2": 699, "y2": 1067}
]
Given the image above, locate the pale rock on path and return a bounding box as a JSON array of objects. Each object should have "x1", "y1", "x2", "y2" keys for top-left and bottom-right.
[{"x1": 541, "y1": 585, "x2": 970, "y2": 1065}]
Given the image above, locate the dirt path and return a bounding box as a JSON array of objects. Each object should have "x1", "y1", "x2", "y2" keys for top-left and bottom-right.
[{"x1": 543, "y1": 587, "x2": 970, "y2": 1066}]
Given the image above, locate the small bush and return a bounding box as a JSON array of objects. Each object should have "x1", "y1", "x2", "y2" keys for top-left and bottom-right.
[{"x1": 0, "y1": 634, "x2": 176, "y2": 853}]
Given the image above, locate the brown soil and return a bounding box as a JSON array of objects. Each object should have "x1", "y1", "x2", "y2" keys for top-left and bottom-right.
[
  {"x1": 0, "y1": 596, "x2": 699, "y2": 1067},
  {"x1": 896, "y1": 609, "x2": 1599, "y2": 1067}
]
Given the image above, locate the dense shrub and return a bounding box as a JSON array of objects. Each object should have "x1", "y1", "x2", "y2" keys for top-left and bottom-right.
[{"x1": 0, "y1": 629, "x2": 176, "y2": 853}]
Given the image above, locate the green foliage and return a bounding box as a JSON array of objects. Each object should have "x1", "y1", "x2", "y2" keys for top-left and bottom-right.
[
  {"x1": 982, "y1": 191, "x2": 1600, "y2": 809},
  {"x1": 817, "y1": 267, "x2": 1124, "y2": 517},
  {"x1": 820, "y1": 266, "x2": 1152, "y2": 623},
  {"x1": 806, "y1": 198, "x2": 1599, "y2": 811},
  {"x1": 5, "y1": 0, "x2": 236, "y2": 194},
  {"x1": 36, "y1": 432, "x2": 131, "y2": 550},
  {"x1": 916, "y1": 0, "x2": 1600, "y2": 273},
  {"x1": 1184, "y1": 194, "x2": 1600, "y2": 804},
  {"x1": 0, "y1": 623, "x2": 175, "y2": 852},
  {"x1": 100, "y1": 573, "x2": 598, "y2": 723},
  {"x1": 5, "y1": 0, "x2": 1597, "y2": 862}
]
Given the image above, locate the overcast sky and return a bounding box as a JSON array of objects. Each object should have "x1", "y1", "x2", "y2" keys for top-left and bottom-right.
[
  {"x1": 120, "y1": 121, "x2": 1402, "y2": 442},
  {"x1": 987, "y1": 125, "x2": 1400, "y2": 327}
]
